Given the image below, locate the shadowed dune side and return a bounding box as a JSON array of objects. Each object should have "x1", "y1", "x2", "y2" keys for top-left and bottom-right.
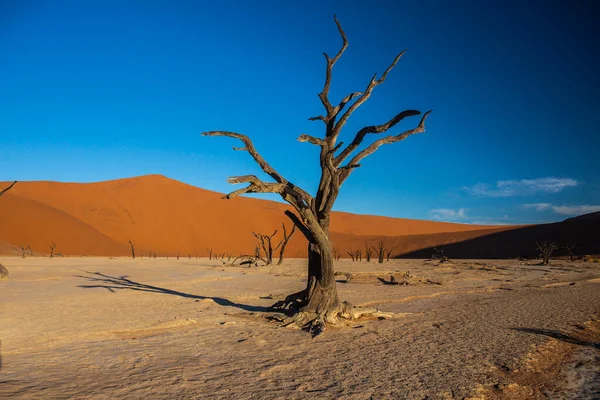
[
  {"x1": 0, "y1": 175, "x2": 500, "y2": 257},
  {"x1": 0, "y1": 194, "x2": 130, "y2": 256},
  {"x1": 397, "y1": 212, "x2": 600, "y2": 259},
  {"x1": 329, "y1": 226, "x2": 516, "y2": 258}
]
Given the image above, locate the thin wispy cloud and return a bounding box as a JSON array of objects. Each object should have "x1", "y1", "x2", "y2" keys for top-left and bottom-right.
[
  {"x1": 522, "y1": 203, "x2": 552, "y2": 211},
  {"x1": 464, "y1": 177, "x2": 578, "y2": 197},
  {"x1": 523, "y1": 203, "x2": 600, "y2": 216},
  {"x1": 429, "y1": 209, "x2": 515, "y2": 225},
  {"x1": 429, "y1": 208, "x2": 467, "y2": 221}
]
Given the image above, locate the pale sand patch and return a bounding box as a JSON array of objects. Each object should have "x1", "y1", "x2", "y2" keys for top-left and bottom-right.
[{"x1": 1, "y1": 257, "x2": 599, "y2": 399}]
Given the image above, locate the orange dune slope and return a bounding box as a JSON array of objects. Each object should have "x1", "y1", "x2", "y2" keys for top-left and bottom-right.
[
  {"x1": 0, "y1": 175, "x2": 506, "y2": 257},
  {"x1": 0, "y1": 194, "x2": 129, "y2": 256}
]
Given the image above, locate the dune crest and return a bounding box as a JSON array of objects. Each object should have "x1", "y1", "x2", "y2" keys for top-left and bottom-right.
[{"x1": 0, "y1": 175, "x2": 519, "y2": 257}]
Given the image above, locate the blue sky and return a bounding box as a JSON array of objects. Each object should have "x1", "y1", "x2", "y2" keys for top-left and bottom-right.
[{"x1": 1, "y1": 0, "x2": 599, "y2": 224}]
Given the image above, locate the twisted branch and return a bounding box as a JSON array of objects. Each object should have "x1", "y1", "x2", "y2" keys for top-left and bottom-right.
[
  {"x1": 0, "y1": 181, "x2": 17, "y2": 197},
  {"x1": 334, "y1": 109, "x2": 421, "y2": 166},
  {"x1": 202, "y1": 131, "x2": 313, "y2": 206},
  {"x1": 331, "y1": 50, "x2": 406, "y2": 141},
  {"x1": 316, "y1": 14, "x2": 348, "y2": 118},
  {"x1": 339, "y1": 111, "x2": 432, "y2": 182}
]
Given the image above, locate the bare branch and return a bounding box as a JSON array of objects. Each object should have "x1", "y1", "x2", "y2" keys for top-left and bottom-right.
[
  {"x1": 202, "y1": 131, "x2": 313, "y2": 206},
  {"x1": 316, "y1": 14, "x2": 349, "y2": 117},
  {"x1": 339, "y1": 164, "x2": 361, "y2": 172},
  {"x1": 232, "y1": 146, "x2": 247, "y2": 151},
  {"x1": 0, "y1": 181, "x2": 17, "y2": 197},
  {"x1": 277, "y1": 222, "x2": 297, "y2": 265},
  {"x1": 285, "y1": 210, "x2": 311, "y2": 241},
  {"x1": 332, "y1": 50, "x2": 407, "y2": 139},
  {"x1": 334, "y1": 109, "x2": 421, "y2": 166},
  {"x1": 202, "y1": 131, "x2": 286, "y2": 184},
  {"x1": 298, "y1": 134, "x2": 325, "y2": 146},
  {"x1": 340, "y1": 110, "x2": 432, "y2": 182},
  {"x1": 331, "y1": 141, "x2": 344, "y2": 154},
  {"x1": 222, "y1": 175, "x2": 285, "y2": 200},
  {"x1": 376, "y1": 50, "x2": 405, "y2": 84},
  {"x1": 308, "y1": 115, "x2": 326, "y2": 122},
  {"x1": 336, "y1": 92, "x2": 362, "y2": 113}
]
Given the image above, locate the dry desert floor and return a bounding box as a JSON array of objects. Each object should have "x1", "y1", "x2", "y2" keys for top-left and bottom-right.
[{"x1": 1, "y1": 257, "x2": 599, "y2": 399}]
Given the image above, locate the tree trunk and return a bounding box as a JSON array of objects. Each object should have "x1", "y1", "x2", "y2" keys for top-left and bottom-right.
[{"x1": 300, "y1": 239, "x2": 341, "y2": 324}]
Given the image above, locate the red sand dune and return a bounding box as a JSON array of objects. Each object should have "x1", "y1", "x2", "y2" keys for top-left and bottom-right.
[{"x1": 0, "y1": 175, "x2": 514, "y2": 257}]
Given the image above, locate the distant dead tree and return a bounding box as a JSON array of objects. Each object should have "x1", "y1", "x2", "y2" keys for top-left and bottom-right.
[
  {"x1": 537, "y1": 241, "x2": 558, "y2": 265},
  {"x1": 20, "y1": 245, "x2": 32, "y2": 258},
  {"x1": 333, "y1": 246, "x2": 341, "y2": 261},
  {"x1": 347, "y1": 250, "x2": 356, "y2": 262},
  {"x1": 386, "y1": 246, "x2": 395, "y2": 262},
  {"x1": 49, "y1": 242, "x2": 57, "y2": 258},
  {"x1": 189, "y1": 254, "x2": 192, "y2": 260},
  {"x1": 373, "y1": 240, "x2": 386, "y2": 264},
  {"x1": 0, "y1": 181, "x2": 17, "y2": 197},
  {"x1": 253, "y1": 230, "x2": 279, "y2": 265},
  {"x1": 432, "y1": 247, "x2": 449, "y2": 263},
  {"x1": 203, "y1": 15, "x2": 431, "y2": 332},
  {"x1": 207, "y1": 248, "x2": 213, "y2": 260},
  {"x1": 128, "y1": 241, "x2": 136, "y2": 259},
  {"x1": 177, "y1": 253, "x2": 180, "y2": 260},
  {"x1": 356, "y1": 249, "x2": 362, "y2": 262},
  {"x1": 365, "y1": 244, "x2": 373, "y2": 262},
  {"x1": 254, "y1": 245, "x2": 263, "y2": 261},
  {"x1": 277, "y1": 223, "x2": 297, "y2": 265},
  {"x1": 564, "y1": 243, "x2": 576, "y2": 262}
]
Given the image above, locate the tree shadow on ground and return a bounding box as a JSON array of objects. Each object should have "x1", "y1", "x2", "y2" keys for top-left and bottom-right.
[
  {"x1": 76, "y1": 270, "x2": 268, "y2": 313},
  {"x1": 512, "y1": 327, "x2": 600, "y2": 349}
]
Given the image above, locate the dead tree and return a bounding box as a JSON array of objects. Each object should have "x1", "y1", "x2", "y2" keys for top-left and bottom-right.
[
  {"x1": 537, "y1": 241, "x2": 558, "y2": 265},
  {"x1": 365, "y1": 244, "x2": 372, "y2": 262},
  {"x1": 564, "y1": 243, "x2": 576, "y2": 262},
  {"x1": 373, "y1": 240, "x2": 386, "y2": 264},
  {"x1": 128, "y1": 240, "x2": 136, "y2": 259},
  {"x1": 386, "y1": 246, "x2": 395, "y2": 262},
  {"x1": 177, "y1": 253, "x2": 180, "y2": 260},
  {"x1": 0, "y1": 181, "x2": 17, "y2": 197},
  {"x1": 254, "y1": 245, "x2": 262, "y2": 259},
  {"x1": 253, "y1": 230, "x2": 279, "y2": 265},
  {"x1": 49, "y1": 242, "x2": 57, "y2": 258},
  {"x1": 347, "y1": 250, "x2": 356, "y2": 262},
  {"x1": 207, "y1": 248, "x2": 213, "y2": 260},
  {"x1": 20, "y1": 245, "x2": 32, "y2": 258},
  {"x1": 355, "y1": 249, "x2": 362, "y2": 262},
  {"x1": 203, "y1": 15, "x2": 431, "y2": 333},
  {"x1": 432, "y1": 247, "x2": 449, "y2": 263},
  {"x1": 333, "y1": 246, "x2": 341, "y2": 261},
  {"x1": 277, "y1": 223, "x2": 297, "y2": 265}
]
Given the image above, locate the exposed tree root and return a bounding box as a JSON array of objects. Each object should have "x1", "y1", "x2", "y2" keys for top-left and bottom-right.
[{"x1": 267, "y1": 295, "x2": 393, "y2": 337}]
